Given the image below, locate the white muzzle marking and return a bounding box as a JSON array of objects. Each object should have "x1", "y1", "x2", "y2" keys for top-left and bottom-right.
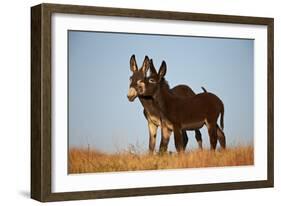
[{"x1": 127, "y1": 87, "x2": 137, "y2": 100}]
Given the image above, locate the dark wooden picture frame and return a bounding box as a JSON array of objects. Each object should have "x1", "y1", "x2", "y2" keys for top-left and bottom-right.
[{"x1": 31, "y1": 3, "x2": 274, "y2": 202}]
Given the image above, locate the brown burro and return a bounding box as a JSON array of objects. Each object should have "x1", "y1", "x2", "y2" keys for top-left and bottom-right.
[
  {"x1": 127, "y1": 55, "x2": 204, "y2": 153},
  {"x1": 136, "y1": 58, "x2": 226, "y2": 152}
]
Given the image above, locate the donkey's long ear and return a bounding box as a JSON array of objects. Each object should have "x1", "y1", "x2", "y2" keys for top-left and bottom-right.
[
  {"x1": 130, "y1": 54, "x2": 138, "y2": 73},
  {"x1": 158, "y1": 61, "x2": 167, "y2": 79},
  {"x1": 149, "y1": 59, "x2": 157, "y2": 75},
  {"x1": 141, "y1": 56, "x2": 150, "y2": 75}
]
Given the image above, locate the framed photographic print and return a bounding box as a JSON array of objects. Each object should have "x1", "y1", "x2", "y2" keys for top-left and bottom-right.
[{"x1": 31, "y1": 3, "x2": 274, "y2": 202}]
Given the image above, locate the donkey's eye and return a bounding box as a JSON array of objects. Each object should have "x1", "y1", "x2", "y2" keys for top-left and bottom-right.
[{"x1": 149, "y1": 78, "x2": 156, "y2": 83}]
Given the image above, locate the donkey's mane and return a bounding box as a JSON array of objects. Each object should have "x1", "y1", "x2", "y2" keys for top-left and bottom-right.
[{"x1": 160, "y1": 78, "x2": 170, "y2": 90}]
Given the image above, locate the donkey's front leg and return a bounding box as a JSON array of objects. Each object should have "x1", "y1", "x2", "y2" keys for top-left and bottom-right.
[
  {"x1": 174, "y1": 127, "x2": 184, "y2": 153},
  {"x1": 159, "y1": 124, "x2": 171, "y2": 153},
  {"x1": 182, "y1": 130, "x2": 188, "y2": 150},
  {"x1": 148, "y1": 121, "x2": 158, "y2": 154}
]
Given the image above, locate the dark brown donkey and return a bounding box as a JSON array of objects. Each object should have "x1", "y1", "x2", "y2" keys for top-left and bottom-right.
[
  {"x1": 137, "y1": 60, "x2": 226, "y2": 152},
  {"x1": 127, "y1": 55, "x2": 203, "y2": 153}
]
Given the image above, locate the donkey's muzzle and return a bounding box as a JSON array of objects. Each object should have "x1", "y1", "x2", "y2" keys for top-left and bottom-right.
[{"x1": 127, "y1": 87, "x2": 137, "y2": 102}]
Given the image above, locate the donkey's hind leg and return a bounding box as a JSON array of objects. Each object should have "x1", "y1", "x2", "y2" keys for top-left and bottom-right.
[
  {"x1": 217, "y1": 125, "x2": 226, "y2": 149},
  {"x1": 195, "y1": 129, "x2": 203, "y2": 149},
  {"x1": 207, "y1": 124, "x2": 217, "y2": 150},
  {"x1": 182, "y1": 130, "x2": 188, "y2": 150}
]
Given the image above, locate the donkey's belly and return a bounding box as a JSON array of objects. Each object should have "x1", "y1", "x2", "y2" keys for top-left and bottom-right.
[{"x1": 182, "y1": 121, "x2": 205, "y2": 130}]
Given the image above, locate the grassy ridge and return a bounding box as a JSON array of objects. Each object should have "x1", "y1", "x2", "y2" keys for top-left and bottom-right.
[{"x1": 68, "y1": 146, "x2": 254, "y2": 174}]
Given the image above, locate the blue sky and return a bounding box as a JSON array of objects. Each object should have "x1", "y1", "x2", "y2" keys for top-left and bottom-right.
[{"x1": 68, "y1": 30, "x2": 254, "y2": 153}]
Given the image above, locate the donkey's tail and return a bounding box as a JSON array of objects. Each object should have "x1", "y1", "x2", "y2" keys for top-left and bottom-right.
[
  {"x1": 201, "y1": 87, "x2": 207, "y2": 93},
  {"x1": 220, "y1": 103, "x2": 224, "y2": 130}
]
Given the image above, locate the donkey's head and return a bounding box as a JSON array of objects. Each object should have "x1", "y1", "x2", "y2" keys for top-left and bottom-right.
[
  {"x1": 127, "y1": 55, "x2": 150, "y2": 101},
  {"x1": 137, "y1": 59, "x2": 167, "y2": 97}
]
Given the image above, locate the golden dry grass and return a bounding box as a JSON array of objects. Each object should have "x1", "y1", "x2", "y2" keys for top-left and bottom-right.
[{"x1": 68, "y1": 146, "x2": 253, "y2": 174}]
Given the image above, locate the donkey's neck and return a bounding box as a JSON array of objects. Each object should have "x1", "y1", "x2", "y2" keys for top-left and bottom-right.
[
  {"x1": 153, "y1": 80, "x2": 173, "y2": 114},
  {"x1": 139, "y1": 96, "x2": 153, "y2": 108},
  {"x1": 139, "y1": 96, "x2": 160, "y2": 116}
]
